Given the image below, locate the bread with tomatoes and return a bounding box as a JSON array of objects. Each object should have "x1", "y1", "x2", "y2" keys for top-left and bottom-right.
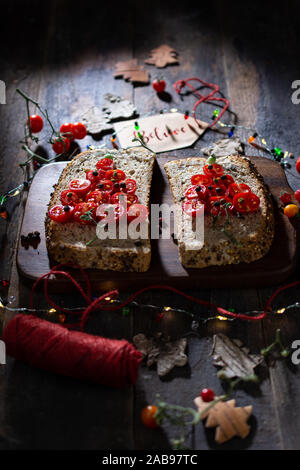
[
  {"x1": 45, "y1": 147, "x2": 155, "y2": 272},
  {"x1": 164, "y1": 155, "x2": 274, "y2": 268}
]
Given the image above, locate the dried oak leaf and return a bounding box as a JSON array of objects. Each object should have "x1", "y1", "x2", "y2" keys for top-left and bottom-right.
[
  {"x1": 145, "y1": 44, "x2": 179, "y2": 68},
  {"x1": 81, "y1": 106, "x2": 113, "y2": 135},
  {"x1": 211, "y1": 333, "x2": 263, "y2": 380},
  {"x1": 133, "y1": 333, "x2": 188, "y2": 377},
  {"x1": 114, "y1": 59, "x2": 149, "y2": 84},
  {"x1": 102, "y1": 93, "x2": 137, "y2": 121},
  {"x1": 201, "y1": 137, "x2": 244, "y2": 157},
  {"x1": 194, "y1": 396, "x2": 252, "y2": 444}
]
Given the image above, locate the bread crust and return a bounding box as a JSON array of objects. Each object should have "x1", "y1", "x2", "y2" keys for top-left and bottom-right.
[
  {"x1": 45, "y1": 147, "x2": 155, "y2": 272},
  {"x1": 164, "y1": 155, "x2": 275, "y2": 268}
]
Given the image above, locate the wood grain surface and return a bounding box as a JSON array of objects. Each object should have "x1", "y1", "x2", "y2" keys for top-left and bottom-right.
[
  {"x1": 0, "y1": 0, "x2": 300, "y2": 451},
  {"x1": 17, "y1": 156, "x2": 297, "y2": 290}
]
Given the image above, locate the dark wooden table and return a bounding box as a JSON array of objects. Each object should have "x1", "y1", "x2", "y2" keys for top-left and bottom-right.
[{"x1": 0, "y1": 0, "x2": 300, "y2": 450}]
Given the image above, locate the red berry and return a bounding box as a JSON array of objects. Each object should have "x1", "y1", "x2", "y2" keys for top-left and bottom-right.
[
  {"x1": 60, "y1": 123, "x2": 75, "y2": 142},
  {"x1": 200, "y1": 388, "x2": 215, "y2": 402},
  {"x1": 72, "y1": 122, "x2": 87, "y2": 140},
  {"x1": 152, "y1": 79, "x2": 166, "y2": 93},
  {"x1": 296, "y1": 157, "x2": 300, "y2": 175},
  {"x1": 280, "y1": 192, "x2": 292, "y2": 205},
  {"x1": 27, "y1": 115, "x2": 43, "y2": 133},
  {"x1": 52, "y1": 136, "x2": 70, "y2": 154},
  {"x1": 295, "y1": 189, "x2": 300, "y2": 203}
]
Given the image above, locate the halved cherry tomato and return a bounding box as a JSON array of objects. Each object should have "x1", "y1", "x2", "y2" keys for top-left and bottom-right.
[
  {"x1": 28, "y1": 115, "x2": 43, "y2": 133},
  {"x1": 141, "y1": 405, "x2": 158, "y2": 429},
  {"x1": 72, "y1": 122, "x2": 87, "y2": 140},
  {"x1": 73, "y1": 202, "x2": 98, "y2": 225},
  {"x1": 206, "y1": 184, "x2": 227, "y2": 197},
  {"x1": 86, "y1": 170, "x2": 103, "y2": 188},
  {"x1": 227, "y1": 183, "x2": 251, "y2": 198},
  {"x1": 185, "y1": 185, "x2": 208, "y2": 201},
  {"x1": 127, "y1": 204, "x2": 149, "y2": 223},
  {"x1": 207, "y1": 196, "x2": 231, "y2": 216},
  {"x1": 191, "y1": 174, "x2": 212, "y2": 186},
  {"x1": 105, "y1": 169, "x2": 126, "y2": 182},
  {"x1": 182, "y1": 199, "x2": 204, "y2": 217},
  {"x1": 96, "y1": 157, "x2": 114, "y2": 172},
  {"x1": 52, "y1": 136, "x2": 70, "y2": 154},
  {"x1": 111, "y1": 192, "x2": 138, "y2": 206},
  {"x1": 119, "y1": 179, "x2": 137, "y2": 194},
  {"x1": 48, "y1": 204, "x2": 74, "y2": 223},
  {"x1": 203, "y1": 163, "x2": 224, "y2": 177},
  {"x1": 233, "y1": 192, "x2": 260, "y2": 213},
  {"x1": 96, "y1": 179, "x2": 114, "y2": 195},
  {"x1": 96, "y1": 203, "x2": 126, "y2": 222},
  {"x1": 60, "y1": 189, "x2": 80, "y2": 206},
  {"x1": 60, "y1": 123, "x2": 75, "y2": 142},
  {"x1": 69, "y1": 179, "x2": 91, "y2": 197},
  {"x1": 85, "y1": 190, "x2": 110, "y2": 205},
  {"x1": 219, "y1": 174, "x2": 235, "y2": 186}
]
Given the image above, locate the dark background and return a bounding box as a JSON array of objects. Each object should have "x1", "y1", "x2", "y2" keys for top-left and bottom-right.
[{"x1": 0, "y1": 0, "x2": 299, "y2": 450}]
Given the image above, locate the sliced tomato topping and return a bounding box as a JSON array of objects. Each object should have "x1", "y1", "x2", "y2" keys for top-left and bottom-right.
[
  {"x1": 191, "y1": 174, "x2": 213, "y2": 186},
  {"x1": 227, "y1": 183, "x2": 251, "y2": 198},
  {"x1": 119, "y1": 178, "x2": 137, "y2": 194},
  {"x1": 219, "y1": 174, "x2": 235, "y2": 186},
  {"x1": 73, "y1": 202, "x2": 98, "y2": 225},
  {"x1": 206, "y1": 184, "x2": 227, "y2": 197},
  {"x1": 60, "y1": 190, "x2": 80, "y2": 206},
  {"x1": 233, "y1": 192, "x2": 260, "y2": 213},
  {"x1": 96, "y1": 179, "x2": 114, "y2": 194},
  {"x1": 68, "y1": 179, "x2": 91, "y2": 197},
  {"x1": 86, "y1": 170, "x2": 104, "y2": 188},
  {"x1": 207, "y1": 196, "x2": 231, "y2": 216},
  {"x1": 111, "y1": 192, "x2": 138, "y2": 206},
  {"x1": 127, "y1": 204, "x2": 149, "y2": 223},
  {"x1": 182, "y1": 199, "x2": 204, "y2": 217},
  {"x1": 85, "y1": 190, "x2": 110, "y2": 205},
  {"x1": 48, "y1": 204, "x2": 74, "y2": 223},
  {"x1": 96, "y1": 203, "x2": 126, "y2": 222},
  {"x1": 96, "y1": 156, "x2": 114, "y2": 172},
  {"x1": 203, "y1": 163, "x2": 224, "y2": 177},
  {"x1": 185, "y1": 185, "x2": 208, "y2": 201},
  {"x1": 105, "y1": 169, "x2": 126, "y2": 182}
]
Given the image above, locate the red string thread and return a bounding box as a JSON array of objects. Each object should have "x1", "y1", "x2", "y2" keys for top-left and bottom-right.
[{"x1": 173, "y1": 77, "x2": 230, "y2": 127}]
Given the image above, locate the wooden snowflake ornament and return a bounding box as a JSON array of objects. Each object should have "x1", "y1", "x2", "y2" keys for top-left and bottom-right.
[
  {"x1": 114, "y1": 59, "x2": 149, "y2": 84},
  {"x1": 194, "y1": 396, "x2": 252, "y2": 444},
  {"x1": 145, "y1": 44, "x2": 179, "y2": 68}
]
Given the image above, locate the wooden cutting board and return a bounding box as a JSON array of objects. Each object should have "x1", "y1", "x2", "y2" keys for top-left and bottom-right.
[{"x1": 17, "y1": 155, "x2": 297, "y2": 291}]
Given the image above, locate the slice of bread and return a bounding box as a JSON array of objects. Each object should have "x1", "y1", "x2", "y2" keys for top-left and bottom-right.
[
  {"x1": 164, "y1": 155, "x2": 275, "y2": 268},
  {"x1": 45, "y1": 147, "x2": 155, "y2": 272}
]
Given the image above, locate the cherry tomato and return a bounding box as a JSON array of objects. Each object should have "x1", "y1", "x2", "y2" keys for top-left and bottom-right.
[
  {"x1": 203, "y1": 163, "x2": 224, "y2": 177},
  {"x1": 28, "y1": 115, "x2": 43, "y2": 133},
  {"x1": 141, "y1": 405, "x2": 158, "y2": 429},
  {"x1": 72, "y1": 122, "x2": 87, "y2": 139},
  {"x1": 85, "y1": 190, "x2": 110, "y2": 205},
  {"x1": 60, "y1": 190, "x2": 80, "y2": 206},
  {"x1": 69, "y1": 179, "x2": 91, "y2": 197},
  {"x1": 207, "y1": 184, "x2": 227, "y2": 197},
  {"x1": 219, "y1": 174, "x2": 235, "y2": 186},
  {"x1": 119, "y1": 179, "x2": 137, "y2": 194},
  {"x1": 86, "y1": 170, "x2": 103, "y2": 188},
  {"x1": 152, "y1": 79, "x2": 166, "y2": 93},
  {"x1": 111, "y1": 192, "x2": 138, "y2": 206},
  {"x1": 191, "y1": 174, "x2": 212, "y2": 186},
  {"x1": 280, "y1": 192, "x2": 292, "y2": 205},
  {"x1": 200, "y1": 388, "x2": 215, "y2": 402},
  {"x1": 73, "y1": 202, "x2": 98, "y2": 225},
  {"x1": 185, "y1": 185, "x2": 208, "y2": 201},
  {"x1": 97, "y1": 179, "x2": 114, "y2": 195},
  {"x1": 105, "y1": 169, "x2": 126, "y2": 182},
  {"x1": 227, "y1": 183, "x2": 251, "y2": 198},
  {"x1": 127, "y1": 204, "x2": 149, "y2": 223},
  {"x1": 183, "y1": 199, "x2": 204, "y2": 217},
  {"x1": 284, "y1": 204, "x2": 299, "y2": 218},
  {"x1": 48, "y1": 204, "x2": 74, "y2": 223},
  {"x1": 207, "y1": 196, "x2": 231, "y2": 216},
  {"x1": 295, "y1": 190, "x2": 300, "y2": 203},
  {"x1": 52, "y1": 136, "x2": 70, "y2": 154},
  {"x1": 60, "y1": 123, "x2": 75, "y2": 142},
  {"x1": 96, "y1": 156, "x2": 114, "y2": 172},
  {"x1": 296, "y1": 157, "x2": 300, "y2": 175},
  {"x1": 96, "y1": 203, "x2": 126, "y2": 222},
  {"x1": 233, "y1": 192, "x2": 260, "y2": 213}
]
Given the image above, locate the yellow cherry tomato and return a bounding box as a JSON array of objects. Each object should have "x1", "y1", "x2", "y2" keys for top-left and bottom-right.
[{"x1": 284, "y1": 204, "x2": 299, "y2": 218}]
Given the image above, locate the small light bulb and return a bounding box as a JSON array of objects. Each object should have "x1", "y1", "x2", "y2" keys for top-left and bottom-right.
[
  {"x1": 277, "y1": 308, "x2": 286, "y2": 314},
  {"x1": 217, "y1": 315, "x2": 228, "y2": 321},
  {"x1": 49, "y1": 308, "x2": 56, "y2": 314}
]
